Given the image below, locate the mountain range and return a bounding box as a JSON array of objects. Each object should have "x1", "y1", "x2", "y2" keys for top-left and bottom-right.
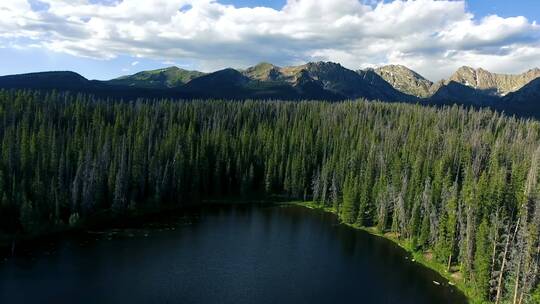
[{"x1": 0, "y1": 61, "x2": 539, "y2": 117}]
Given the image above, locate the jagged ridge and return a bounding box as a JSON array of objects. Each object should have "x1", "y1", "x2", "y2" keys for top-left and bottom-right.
[{"x1": 1, "y1": 62, "x2": 540, "y2": 117}]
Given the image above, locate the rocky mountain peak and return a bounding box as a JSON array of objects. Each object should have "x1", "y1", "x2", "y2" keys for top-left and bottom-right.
[
  {"x1": 448, "y1": 66, "x2": 540, "y2": 96},
  {"x1": 373, "y1": 65, "x2": 433, "y2": 98},
  {"x1": 243, "y1": 62, "x2": 282, "y2": 81},
  {"x1": 449, "y1": 66, "x2": 479, "y2": 85}
]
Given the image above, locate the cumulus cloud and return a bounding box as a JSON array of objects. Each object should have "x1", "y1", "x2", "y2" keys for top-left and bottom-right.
[{"x1": 1, "y1": 0, "x2": 540, "y2": 80}]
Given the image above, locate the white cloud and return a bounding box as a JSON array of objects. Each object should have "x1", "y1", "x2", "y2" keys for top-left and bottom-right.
[
  {"x1": 131, "y1": 60, "x2": 139, "y2": 66},
  {"x1": 1, "y1": 0, "x2": 540, "y2": 80}
]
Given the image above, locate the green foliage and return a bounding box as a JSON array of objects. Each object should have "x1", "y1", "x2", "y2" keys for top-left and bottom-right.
[
  {"x1": 531, "y1": 285, "x2": 540, "y2": 304},
  {"x1": 0, "y1": 90, "x2": 539, "y2": 303},
  {"x1": 473, "y1": 218, "x2": 491, "y2": 301},
  {"x1": 434, "y1": 181, "x2": 458, "y2": 266},
  {"x1": 109, "y1": 67, "x2": 205, "y2": 89},
  {"x1": 340, "y1": 174, "x2": 358, "y2": 224}
]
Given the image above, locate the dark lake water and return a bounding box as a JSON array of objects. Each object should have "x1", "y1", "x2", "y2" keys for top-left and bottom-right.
[{"x1": 0, "y1": 204, "x2": 467, "y2": 304}]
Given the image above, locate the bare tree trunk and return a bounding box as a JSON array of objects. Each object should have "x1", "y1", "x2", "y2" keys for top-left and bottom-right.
[
  {"x1": 447, "y1": 253, "x2": 452, "y2": 272},
  {"x1": 491, "y1": 210, "x2": 501, "y2": 275},
  {"x1": 513, "y1": 258, "x2": 521, "y2": 304},
  {"x1": 491, "y1": 235, "x2": 498, "y2": 271},
  {"x1": 534, "y1": 242, "x2": 540, "y2": 276},
  {"x1": 495, "y1": 218, "x2": 520, "y2": 304},
  {"x1": 495, "y1": 236, "x2": 510, "y2": 304},
  {"x1": 465, "y1": 204, "x2": 475, "y2": 281}
]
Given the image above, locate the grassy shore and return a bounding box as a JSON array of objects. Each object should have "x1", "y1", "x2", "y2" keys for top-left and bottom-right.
[{"x1": 291, "y1": 201, "x2": 480, "y2": 304}]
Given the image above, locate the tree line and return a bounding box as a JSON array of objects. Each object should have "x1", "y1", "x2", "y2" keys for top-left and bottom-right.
[{"x1": 0, "y1": 90, "x2": 539, "y2": 303}]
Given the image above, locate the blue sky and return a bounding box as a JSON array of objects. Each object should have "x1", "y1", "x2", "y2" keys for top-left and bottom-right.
[
  {"x1": 219, "y1": 0, "x2": 540, "y2": 19},
  {"x1": 467, "y1": 0, "x2": 540, "y2": 21},
  {"x1": 219, "y1": 0, "x2": 286, "y2": 9},
  {"x1": 1, "y1": 0, "x2": 540, "y2": 81}
]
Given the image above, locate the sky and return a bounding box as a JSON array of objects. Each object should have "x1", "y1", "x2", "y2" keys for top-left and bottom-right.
[{"x1": 0, "y1": 0, "x2": 540, "y2": 81}]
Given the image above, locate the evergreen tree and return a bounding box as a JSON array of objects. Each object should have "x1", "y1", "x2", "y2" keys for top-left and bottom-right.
[{"x1": 341, "y1": 174, "x2": 357, "y2": 224}]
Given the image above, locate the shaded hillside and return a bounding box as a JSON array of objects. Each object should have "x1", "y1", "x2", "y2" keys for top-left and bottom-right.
[
  {"x1": 0, "y1": 71, "x2": 94, "y2": 90},
  {"x1": 429, "y1": 81, "x2": 499, "y2": 107},
  {"x1": 0, "y1": 71, "x2": 199, "y2": 100},
  {"x1": 504, "y1": 78, "x2": 540, "y2": 102}
]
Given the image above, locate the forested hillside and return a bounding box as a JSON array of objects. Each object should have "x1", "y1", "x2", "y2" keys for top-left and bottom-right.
[{"x1": 0, "y1": 90, "x2": 539, "y2": 303}]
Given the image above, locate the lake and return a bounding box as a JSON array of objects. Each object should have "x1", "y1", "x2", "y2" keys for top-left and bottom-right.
[{"x1": 0, "y1": 204, "x2": 467, "y2": 303}]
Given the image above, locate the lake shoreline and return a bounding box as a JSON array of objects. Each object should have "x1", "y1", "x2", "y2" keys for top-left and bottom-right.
[
  {"x1": 0, "y1": 198, "x2": 285, "y2": 257},
  {"x1": 291, "y1": 201, "x2": 476, "y2": 304},
  {"x1": 0, "y1": 201, "x2": 471, "y2": 304},
  {"x1": 1, "y1": 199, "x2": 475, "y2": 303}
]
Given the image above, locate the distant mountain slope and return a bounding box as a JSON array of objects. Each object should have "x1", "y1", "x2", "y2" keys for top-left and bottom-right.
[
  {"x1": 371, "y1": 65, "x2": 540, "y2": 101},
  {"x1": 180, "y1": 68, "x2": 255, "y2": 99},
  {"x1": 277, "y1": 62, "x2": 417, "y2": 102},
  {"x1": 183, "y1": 68, "x2": 249, "y2": 90},
  {"x1": 242, "y1": 63, "x2": 283, "y2": 82},
  {"x1": 429, "y1": 81, "x2": 500, "y2": 106},
  {"x1": 356, "y1": 68, "x2": 418, "y2": 102},
  {"x1": 373, "y1": 65, "x2": 433, "y2": 98},
  {"x1": 0, "y1": 71, "x2": 93, "y2": 90},
  {"x1": 504, "y1": 78, "x2": 540, "y2": 103},
  {"x1": 0, "y1": 71, "x2": 196, "y2": 100},
  {"x1": 108, "y1": 67, "x2": 205, "y2": 89},
  {"x1": 2, "y1": 62, "x2": 540, "y2": 118},
  {"x1": 448, "y1": 66, "x2": 540, "y2": 96},
  {"x1": 183, "y1": 66, "x2": 342, "y2": 100},
  {"x1": 298, "y1": 62, "x2": 381, "y2": 100},
  {"x1": 180, "y1": 61, "x2": 417, "y2": 101}
]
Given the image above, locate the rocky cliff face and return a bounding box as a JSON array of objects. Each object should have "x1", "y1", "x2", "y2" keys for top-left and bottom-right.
[
  {"x1": 240, "y1": 61, "x2": 417, "y2": 102},
  {"x1": 373, "y1": 65, "x2": 434, "y2": 98},
  {"x1": 448, "y1": 66, "x2": 540, "y2": 96},
  {"x1": 372, "y1": 65, "x2": 540, "y2": 99}
]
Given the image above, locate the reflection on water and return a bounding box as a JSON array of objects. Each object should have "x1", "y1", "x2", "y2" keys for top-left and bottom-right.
[{"x1": 0, "y1": 204, "x2": 467, "y2": 304}]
